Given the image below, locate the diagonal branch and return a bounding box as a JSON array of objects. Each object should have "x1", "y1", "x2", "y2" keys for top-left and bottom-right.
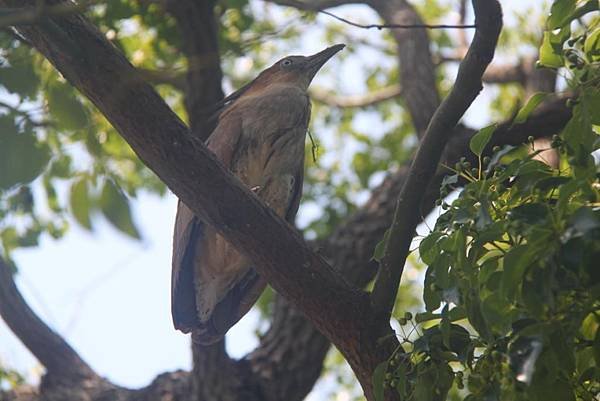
[
  {"x1": 370, "y1": 0, "x2": 503, "y2": 323},
  {"x1": 0, "y1": 257, "x2": 97, "y2": 381},
  {"x1": 1, "y1": 0, "x2": 372, "y2": 358}
]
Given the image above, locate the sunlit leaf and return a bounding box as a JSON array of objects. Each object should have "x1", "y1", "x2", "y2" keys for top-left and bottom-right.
[
  {"x1": 547, "y1": 0, "x2": 576, "y2": 29},
  {"x1": 469, "y1": 124, "x2": 496, "y2": 157},
  {"x1": 70, "y1": 178, "x2": 93, "y2": 230},
  {"x1": 539, "y1": 31, "x2": 564, "y2": 68},
  {"x1": 514, "y1": 93, "x2": 549, "y2": 125}
]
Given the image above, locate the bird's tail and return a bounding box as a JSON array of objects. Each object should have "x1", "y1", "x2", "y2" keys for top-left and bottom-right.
[{"x1": 191, "y1": 269, "x2": 267, "y2": 345}]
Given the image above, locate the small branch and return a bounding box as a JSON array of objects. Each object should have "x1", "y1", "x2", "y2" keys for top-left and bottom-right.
[
  {"x1": 370, "y1": 0, "x2": 503, "y2": 324},
  {"x1": 0, "y1": 257, "x2": 97, "y2": 381},
  {"x1": 318, "y1": 9, "x2": 476, "y2": 30},
  {"x1": 310, "y1": 84, "x2": 402, "y2": 108},
  {"x1": 266, "y1": 0, "x2": 357, "y2": 11}
]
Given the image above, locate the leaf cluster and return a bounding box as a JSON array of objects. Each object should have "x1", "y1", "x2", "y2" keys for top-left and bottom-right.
[{"x1": 374, "y1": 3, "x2": 600, "y2": 400}]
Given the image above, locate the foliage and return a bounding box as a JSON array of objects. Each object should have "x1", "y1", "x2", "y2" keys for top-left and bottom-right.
[
  {"x1": 0, "y1": 362, "x2": 23, "y2": 389},
  {"x1": 376, "y1": 3, "x2": 600, "y2": 400}
]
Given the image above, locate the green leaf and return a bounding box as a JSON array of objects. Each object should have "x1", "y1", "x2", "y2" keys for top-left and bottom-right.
[
  {"x1": 547, "y1": 0, "x2": 576, "y2": 29},
  {"x1": 481, "y1": 292, "x2": 512, "y2": 335},
  {"x1": 99, "y1": 180, "x2": 140, "y2": 239},
  {"x1": 514, "y1": 93, "x2": 549, "y2": 125},
  {"x1": 501, "y1": 245, "x2": 534, "y2": 300},
  {"x1": 424, "y1": 267, "x2": 442, "y2": 311},
  {"x1": 469, "y1": 124, "x2": 496, "y2": 157},
  {"x1": 372, "y1": 361, "x2": 388, "y2": 401},
  {"x1": 419, "y1": 232, "x2": 444, "y2": 265},
  {"x1": 558, "y1": 0, "x2": 599, "y2": 28},
  {"x1": 47, "y1": 85, "x2": 89, "y2": 131},
  {"x1": 508, "y1": 203, "x2": 549, "y2": 225},
  {"x1": 584, "y1": 27, "x2": 600, "y2": 61},
  {"x1": 0, "y1": 52, "x2": 39, "y2": 99},
  {"x1": 373, "y1": 228, "x2": 390, "y2": 262},
  {"x1": 70, "y1": 178, "x2": 93, "y2": 230},
  {"x1": 539, "y1": 31, "x2": 564, "y2": 68},
  {"x1": 0, "y1": 117, "x2": 51, "y2": 190},
  {"x1": 485, "y1": 145, "x2": 516, "y2": 173},
  {"x1": 568, "y1": 206, "x2": 600, "y2": 236},
  {"x1": 582, "y1": 86, "x2": 600, "y2": 125}
]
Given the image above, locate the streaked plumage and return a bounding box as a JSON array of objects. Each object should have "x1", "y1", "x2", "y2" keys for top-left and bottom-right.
[{"x1": 171, "y1": 44, "x2": 345, "y2": 344}]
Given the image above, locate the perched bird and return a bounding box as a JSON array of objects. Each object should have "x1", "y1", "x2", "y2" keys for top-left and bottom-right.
[{"x1": 171, "y1": 44, "x2": 345, "y2": 344}]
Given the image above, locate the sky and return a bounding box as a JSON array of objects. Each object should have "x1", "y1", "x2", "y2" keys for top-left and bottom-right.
[{"x1": 0, "y1": 0, "x2": 546, "y2": 398}]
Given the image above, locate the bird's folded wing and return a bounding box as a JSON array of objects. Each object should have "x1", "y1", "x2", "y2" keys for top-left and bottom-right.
[
  {"x1": 171, "y1": 112, "x2": 243, "y2": 333},
  {"x1": 171, "y1": 200, "x2": 202, "y2": 332}
]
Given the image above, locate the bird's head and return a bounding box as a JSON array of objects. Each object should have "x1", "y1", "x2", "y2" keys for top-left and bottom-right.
[
  {"x1": 257, "y1": 43, "x2": 346, "y2": 91},
  {"x1": 216, "y1": 44, "x2": 345, "y2": 110}
]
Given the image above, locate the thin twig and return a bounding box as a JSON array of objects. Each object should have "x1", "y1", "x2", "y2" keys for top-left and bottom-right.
[{"x1": 318, "y1": 9, "x2": 477, "y2": 30}]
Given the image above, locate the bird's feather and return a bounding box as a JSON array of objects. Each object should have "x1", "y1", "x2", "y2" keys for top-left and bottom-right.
[{"x1": 172, "y1": 85, "x2": 310, "y2": 344}]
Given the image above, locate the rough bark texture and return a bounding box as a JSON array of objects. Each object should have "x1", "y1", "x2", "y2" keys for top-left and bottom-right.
[{"x1": 0, "y1": 0, "x2": 572, "y2": 401}]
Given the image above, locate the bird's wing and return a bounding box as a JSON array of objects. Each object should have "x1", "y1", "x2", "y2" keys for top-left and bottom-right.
[
  {"x1": 171, "y1": 200, "x2": 202, "y2": 332},
  {"x1": 171, "y1": 112, "x2": 243, "y2": 333},
  {"x1": 194, "y1": 125, "x2": 308, "y2": 345}
]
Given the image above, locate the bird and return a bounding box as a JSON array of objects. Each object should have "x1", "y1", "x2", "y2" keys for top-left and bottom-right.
[{"x1": 171, "y1": 44, "x2": 345, "y2": 344}]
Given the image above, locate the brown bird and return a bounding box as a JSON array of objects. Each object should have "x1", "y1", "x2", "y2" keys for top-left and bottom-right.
[{"x1": 171, "y1": 44, "x2": 345, "y2": 344}]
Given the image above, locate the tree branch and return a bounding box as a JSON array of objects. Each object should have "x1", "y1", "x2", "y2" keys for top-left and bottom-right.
[
  {"x1": 317, "y1": 9, "x2": 476, "y2": 29},
  {"x1": 371, "y1": 0, "x2": 503, "y2": 323},
  {"x1": 368, "y1": 0, "x2": 441, "y2": 136},
  {"x1": 266, "y1": 0, "x2": 361, "y2": 11},
  {"x1": 0, "y1": 98, "x2": 571, "y2": 401},
  {"x1": 310, "y1": 84, "x2": 402, "y2": 107},
  {"x1": 1, "y1": 0, "x2": 374, "y2": 370},
  {"x1": 0, "y1": 257, "x2": 97, "y2": 381}
]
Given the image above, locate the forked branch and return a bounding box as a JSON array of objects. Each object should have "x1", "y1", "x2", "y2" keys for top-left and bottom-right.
[
  {"x1": 370, "y1": 0, "x2": 503, "y2": 323},
  {"x1": 0, "y1": 257, "x2": 97, "y2": 381},
  {"x1": 0, "y1": 0, "x2": 370, "y2": 355}
]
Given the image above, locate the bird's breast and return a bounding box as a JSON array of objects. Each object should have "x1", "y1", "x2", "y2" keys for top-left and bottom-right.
[{"x1": 231, "y1": 86, "x2": 310, "y2": 186}]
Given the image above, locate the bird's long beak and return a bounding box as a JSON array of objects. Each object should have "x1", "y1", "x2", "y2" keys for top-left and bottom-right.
[{"x1": 305, "y1": 43, "x2": 345, "y2": 80}]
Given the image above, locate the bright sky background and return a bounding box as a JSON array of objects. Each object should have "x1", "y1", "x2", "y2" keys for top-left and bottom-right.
[{"x1": 1, "y1": 0, "x2": 546, "y2": 399}]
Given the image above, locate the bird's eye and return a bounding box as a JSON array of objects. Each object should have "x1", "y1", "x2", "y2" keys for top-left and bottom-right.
[{"x1": 281, "y1": 59, "x2": 293, "y2": 67}]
